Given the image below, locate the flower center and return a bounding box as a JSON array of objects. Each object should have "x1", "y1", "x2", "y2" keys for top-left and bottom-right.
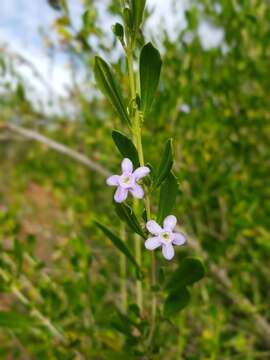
[
  {"x1": 162, "y1": 232, "x2": 171, "y2": 242},
  {"x1": 119, "y1": 174, "x2": 134, "y2": 188},
  {"x1": 122, "y1": 176, "x2": 131, "y2": 184}
]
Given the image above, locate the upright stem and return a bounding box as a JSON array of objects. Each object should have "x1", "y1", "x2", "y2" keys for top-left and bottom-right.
[
  {"x1": 150, "y1": 252, "x2": 157, "y2": 335},
  {"x1": 127, "y1": 46, "x2": 136, "y2": 103},
  {"x1": 126, "y1": 43, "x2": 157, "y2": 335},
  {"x1": 120, "y1": 224, "x2": 128, "y2": 312},
  {"x1": 127, "y1": 45, "x2": 144, "y2": 313},
  {"x1": 134, "y1": 232, "x2": 143, "y2": 310}
]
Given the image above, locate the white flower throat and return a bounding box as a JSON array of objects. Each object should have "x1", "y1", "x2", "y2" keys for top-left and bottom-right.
[
  {"x1": 122, "y1": 175, "x2": 131, "y2": 184},
  {"x1": 162, "y1": 232, "x2": 171, "y2": 242}
]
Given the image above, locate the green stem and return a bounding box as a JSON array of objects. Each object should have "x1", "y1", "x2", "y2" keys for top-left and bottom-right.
[
  {"x1": 120, "y1": 224, "x2": 128, "y2": 312},
  {"x1": 126, "y1": 43, "x2": 157, "y2": 336},
  {"x1": 135, "y1": 232, "x2": 143, "y2": 310},
  {"x1": 127, "y1": 45, "x2": 144, "y2": 313},
  {"x1": 127, "y1": 46, "x2": 136, "y2": 102},
  {"x1": 177, "y1": 313, "x2": 186, "y2": 359}
]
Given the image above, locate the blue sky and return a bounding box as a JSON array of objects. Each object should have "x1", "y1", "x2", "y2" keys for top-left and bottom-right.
[
  {"x1": 0, "y1": 0, "x2": 223, "y2": 113},
  {"x1": 0, "y1": 0, "x2": 187, "y2": 102},
  {"x1": 0, "y1": 0, "x2": 85, "y2": 48},
  {"x1": 0, "y1": 0, "x2": 185, "y2": 54},
  {"x1": 0, "y1": 0, "x2": 92, "y2": 103}
]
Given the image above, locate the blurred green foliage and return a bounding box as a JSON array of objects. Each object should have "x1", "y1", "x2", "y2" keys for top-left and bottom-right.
[{"x1": 0, "y1": 0, "x2": 269, "y2": 358}]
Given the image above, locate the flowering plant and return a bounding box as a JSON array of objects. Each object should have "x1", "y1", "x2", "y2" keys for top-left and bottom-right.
[{"x1": 93, "y1": 0, "x2": 205, "y2": 353}]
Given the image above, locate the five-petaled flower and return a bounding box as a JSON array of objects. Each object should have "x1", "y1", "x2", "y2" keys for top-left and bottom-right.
[
  {"x1": 145, "y1": 215, "x2": 186, "y2": 260},
  {"x1": 106, "y1": 158, "x2": 150, "y2": 203}
]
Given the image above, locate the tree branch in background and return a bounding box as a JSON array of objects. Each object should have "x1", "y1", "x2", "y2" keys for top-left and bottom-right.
[{"x1": 3, "y1": 122, "x2": 111, "y2": 178}]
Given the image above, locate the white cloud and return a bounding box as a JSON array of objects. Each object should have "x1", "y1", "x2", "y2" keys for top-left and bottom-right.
[
  {"x1": 146, "y1": 0, "x2": 188, "y2": 41},
  {"x1": 0, "y1": 0, "x2": 83, "y2": 114},
  {"x1": 198, "y1": 20, "x2": 224, "y2": 49}
]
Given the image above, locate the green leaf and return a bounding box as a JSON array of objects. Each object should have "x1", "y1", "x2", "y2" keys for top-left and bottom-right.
[
  {"x1": 55, "y1": 15, "x2": 70, "y2": 26},
  {"x1": 166, "y1": 257, "x2": 205, "y2": 293},
  {"x1": 111, "y1": 313, "x2": 132, "y2": 337},
  {"x1": 0, "y1": 312, "x2": 32, "y2": 330},
  {"x1": 157, "y1": 172, "x2": 178, "y2": 223},
  {"x1": 130, "y1": 0, "x2": 146, "y2": 35},
  {"x1": 140, "y1": 42, "x2": 162, "y2": 113},
  {"x1": 48, "y1": 0, "x2": 62, "y2": 11},
  {"x1": 95, "y1": 222, "x2": 141, "y2": 274},
  {"x1": 114, "y1": 202, "x2": 146, "y2": 238},
  {"x1": 94, "y1": 56, "x2": 131, "y2": 126},
  {"x1": 112, "y1": 22, "x2": 124, "y2": 42},
  {"x1": 164, "y1": 287, "x2": 190, "y2": 317},
  {"x1": 82, "y1": 8, "x2": 96, "y2": 35},
  {"x1": 155, "y1": 139, "x2": 173, "y2": 187},
  {"x1": 111, "y1": 308, "x2": 138, "y2": 337},
  {"x1": 112, "y1": 130, "x2": 140, "y2": 168}
]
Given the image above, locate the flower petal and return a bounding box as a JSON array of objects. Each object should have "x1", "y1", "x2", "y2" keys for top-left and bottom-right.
[
  {"x1": 146, "y1": 220, "x2": 162, "y2": 235},
  {"x1": 130, "y1": 184, "x2": 144, "y2": 199},
  {"x1": 106, "y1": 175, "x2": 119, "y2": 186},
  {"x1": 162, "y1": 244, "x2": 175, "y2": 260},
  {"x1": 114, "y1": 187, "x2": 128, "y2": 203},
  {"x1": 121, "y1": 158, "x2": 133, "y2": 174},
  {"x1": 173, "y1": 232, "x2": 187, "y2": 246},
  {"x1": 133, "y1": 166, "x2": 150, "y2": 180},
  {"x1": 145, "y1": 237, "x2": 161, "y2": 250},
  {"x1": 163, "y1": 215, "x2": 177, "y2": 231}
]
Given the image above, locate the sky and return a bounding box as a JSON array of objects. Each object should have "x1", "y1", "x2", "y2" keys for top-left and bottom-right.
[
  {"x1": 0, "y1": 0, "x2": 83, "y2": 102},
  {"x1": 0, "y1": 0, "x2": 224, "y2": 113}
]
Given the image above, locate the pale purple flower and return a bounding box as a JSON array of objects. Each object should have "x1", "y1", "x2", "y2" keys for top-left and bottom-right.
[
  {"x1": 145, "y1": 215, "x2": 186, "y2": 260},
  {"x1": 106, "y1": 158, "x2": 150, "y2": 203}
]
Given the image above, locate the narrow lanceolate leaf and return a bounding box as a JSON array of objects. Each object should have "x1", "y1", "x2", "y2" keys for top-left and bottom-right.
[
  {"x1": 166, "y1": 257, "x2": 205, "y2": 293},
  {"x1": 0, "y1": 312, "x2": 32, "y2": 330},
  {"x1": 140, "y1": 42, "x2": 162, "y2": 113},
  {"x1": 155, "y1": 139, "x2": 173, "y2": 187},
  {"x1": 114, "y1": 202, "x2": 146, "y2": 238},
  {"x1": 130, "y1": 0, "x2": 146, "y2": 35},
  {"x1": 94, "y1": 56, "x2": 131, "y2": 126},
  {"x1": 112, "y1": 130, "x2": 140, "y2": 168},
  {"x1": 157, "y1": 172, "x2": 178, "y2": 223},
  {"x1": 111, "y1": 308, "x2": 139, "y2": 337},
  {"x1": 164, "y1": 287, "x2": 190, "y2": 317},
  {"x1": 95, "y1": 222, "x2": 140, "y2": 273}
]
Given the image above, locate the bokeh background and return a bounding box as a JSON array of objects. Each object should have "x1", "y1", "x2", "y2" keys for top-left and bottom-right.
[{"x1": 0, "y1": 0, "x2": 269, "y2": 359}]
